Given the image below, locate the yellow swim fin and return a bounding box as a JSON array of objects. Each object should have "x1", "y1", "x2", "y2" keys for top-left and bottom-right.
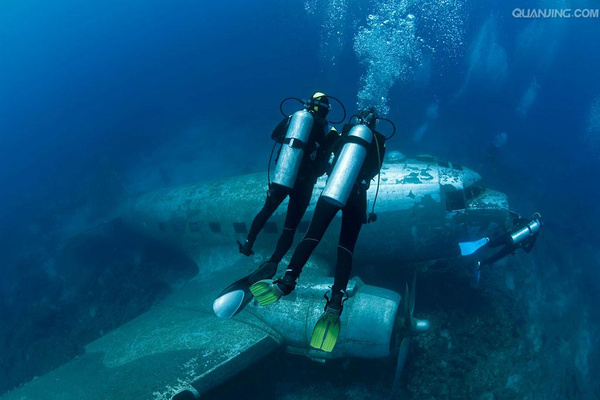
[
  {"x1": 310, "y1": 310, "x2": 341, "y2": 352},
  {"x1": 249, "y1": 279, "x2": 283, "y2": 306}
]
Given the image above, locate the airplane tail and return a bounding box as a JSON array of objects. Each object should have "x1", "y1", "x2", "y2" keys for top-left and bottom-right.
[{"x1": 458, "y1": 237, "x2": 490, "y2": 256}]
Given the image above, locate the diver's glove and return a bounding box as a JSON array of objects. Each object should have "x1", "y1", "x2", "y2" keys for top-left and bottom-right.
[
  {"x1": 367, "y1": 212, "x2": 378, "y2": 223},
  {"x1": 237, "y1": 240, "x2": 254, "y2": 256}
]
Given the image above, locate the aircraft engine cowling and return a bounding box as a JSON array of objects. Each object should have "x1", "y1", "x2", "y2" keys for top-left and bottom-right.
[{"x1": 248, "y1": 277, "x2": 400, "y2": 360}]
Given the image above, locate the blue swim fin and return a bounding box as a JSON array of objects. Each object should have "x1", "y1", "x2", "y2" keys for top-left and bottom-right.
[{"x1": 458, "y1": 237, "x2": 490, "y2": 256}]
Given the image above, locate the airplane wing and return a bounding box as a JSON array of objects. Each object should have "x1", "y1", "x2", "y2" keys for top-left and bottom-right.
[
  {"x1": 0, "y1": 270, "x2": 284, "y2": 400},
  {"x1": 1, "y1": 240, "x2": 408, "y2": 400}
]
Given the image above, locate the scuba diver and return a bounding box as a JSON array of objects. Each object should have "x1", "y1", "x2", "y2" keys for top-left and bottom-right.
[
  {"x1": 213, "y1": 92, "x2": 344, "y2": 319},
  {"x1": 237, "y1": 92, "x2": 341, "y2": 259},
  {"x1": 459, "y1": 212, "x2": 543, "y2": 284},
  {"x1": 249, "y1": 107, "x2": 392, "y2": 352}
]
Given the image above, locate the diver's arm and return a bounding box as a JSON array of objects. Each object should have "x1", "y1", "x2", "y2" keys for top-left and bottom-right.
[
  {"x1": 271, "y1": 116, "x2": 290, "y2": 142},
  {"x1": 311, "y1": 126, "x2": 340, "y2": 178},
  {"x1": 322, "y1": 125, "x2": 341, "y2": 155},
  {"x1": 522, "y1": 235, "x2": 538, "y2": 253}
]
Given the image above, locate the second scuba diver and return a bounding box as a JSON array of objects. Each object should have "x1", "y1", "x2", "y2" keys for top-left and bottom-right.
[
  {"x1": 250, "y1": 107, "x2": 391, "y2": 352},
  {"x1": 459, "y1": 212, "x2": 543, "y2": 285},
  {"x1": 213, "y1": 92, "x2": 343, "y2": 319}
]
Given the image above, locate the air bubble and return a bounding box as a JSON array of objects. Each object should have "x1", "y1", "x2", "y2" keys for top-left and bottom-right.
[{"x1": 353, "y1": 0, "x2": 465, "y2": 114}]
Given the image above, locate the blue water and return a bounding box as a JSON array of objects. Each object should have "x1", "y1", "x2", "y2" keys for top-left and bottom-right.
[{"x1": 1, "y1": 0, "x2": 599, "y2": 397}]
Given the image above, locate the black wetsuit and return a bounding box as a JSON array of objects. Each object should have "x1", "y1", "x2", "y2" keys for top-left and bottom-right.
[
  {"x1": 245, "y1": 113, "x2": 338, "y2": 263},
  {"x1": 283, "y1": 123, "x2": 386, "y2": 294},
  {"x1": 480, "y1": 218, "x2": 539, "y2": 266}
]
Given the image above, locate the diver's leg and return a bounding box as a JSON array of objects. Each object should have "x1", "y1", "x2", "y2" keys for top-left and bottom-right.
[
  {"x1": 309, "y1": 192, "x2": 364, "y2": 353},
  {"x1": 487, "y1": 232, "x2": 512, "y2": 248},
  {"x1": 240, "y1": 184, "x2": 287, "y2": 255},
  {"x1": 282, "y1": 197, "x2": 339, "y2": 285},
  {"x1": 480, "y1": 244, "x2": 515, "y2": 266},
  {"x1": 249, "y1": 196, "x2": 337, "y2": 306},
  {"x1": 331, "y1": 190, "x2": 365, "y2": 295},
  {"x1": 269, "y1": 178, "x2": 315, "y2": 263}
]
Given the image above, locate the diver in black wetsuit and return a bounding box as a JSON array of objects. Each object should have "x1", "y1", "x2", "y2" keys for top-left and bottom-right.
[
  {"x1": 237, "y1": 92, "x2": 339, "y2": 263},
  {"x1": 213, "y1": 93, "x2": 342, "y2": 320},
  {"x1": 249, "y1": 107, "x2": 389, "y2": 352},
  {"x1": 479, "y1": 213, "x2": 542, "y2": 266},
  {"x1": 458, "y1": 213, "x2": 543, "y2": 286}
]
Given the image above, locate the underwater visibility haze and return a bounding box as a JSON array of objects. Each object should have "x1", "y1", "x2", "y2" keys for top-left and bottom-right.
[{"x1": 0, "y1": 0, "x2": 599, "y2": 398}]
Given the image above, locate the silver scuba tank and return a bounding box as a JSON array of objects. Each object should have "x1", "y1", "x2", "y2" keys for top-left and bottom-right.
[
  {"x1": 272, "y1": 110, "x2": 314, "y2": 189},
  {"x1": 321, "y1": 124, "x2": 373, "y2": 207},
  {"x1": 510, "y1": 218, "x2": 542, "y2": 244}
]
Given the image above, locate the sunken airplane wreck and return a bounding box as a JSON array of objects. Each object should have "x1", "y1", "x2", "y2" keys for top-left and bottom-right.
[{"x1": 2, "y1": 153, "x2": 517, "y2": 400}]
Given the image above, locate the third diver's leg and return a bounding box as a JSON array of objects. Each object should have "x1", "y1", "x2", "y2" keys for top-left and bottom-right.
[{"x1": 269, "y1": 178, "x2": 315, "y2": 263}]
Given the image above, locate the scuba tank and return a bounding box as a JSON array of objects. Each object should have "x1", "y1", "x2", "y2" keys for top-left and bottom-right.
[
  {"x1": 321, "y1": 124, "x2": 373, "y2": 207},
  {"x1": 271, "y1": 109, "x2": 314, "y2": 189},
  {"x1": 510, "y1": 217, "x2": 542, "y2": 244}
]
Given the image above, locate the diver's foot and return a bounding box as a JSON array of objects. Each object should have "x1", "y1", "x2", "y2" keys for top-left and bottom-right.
[
  {"x1": 324, "y1": 290, "x2": 345, "y2": 315},
  {"x1": 249, "y1": 274, "x2": 296, "y2": 306},
  {"x1": 237, "y1": 240, "x2": 255, "y2": 256},
  {"x1": 275, "y1": 274, "x2": 296, "y2": 294}
]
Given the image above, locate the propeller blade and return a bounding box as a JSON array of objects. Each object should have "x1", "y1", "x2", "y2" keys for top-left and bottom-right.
[
  {"x1": 409, "y1": 273, "x2": 416, "y2": 317},
  {"x1": 403, "y1": 283, "x2": 411, "y2": 330},
  {"x1": 474, "y1": 261, "x2": 481, "y2": 288},
  {"x1": 389, "y1": 274, "x2": 429, "y2": 398},
  {"x1": 389, "y1": 337, "x2": 411, "y2": 399}
]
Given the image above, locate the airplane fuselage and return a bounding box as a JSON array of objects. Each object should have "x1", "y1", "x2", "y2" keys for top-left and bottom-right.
[{"x1": 123, "y1": 155, "x2": 511, "y2": 267}]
